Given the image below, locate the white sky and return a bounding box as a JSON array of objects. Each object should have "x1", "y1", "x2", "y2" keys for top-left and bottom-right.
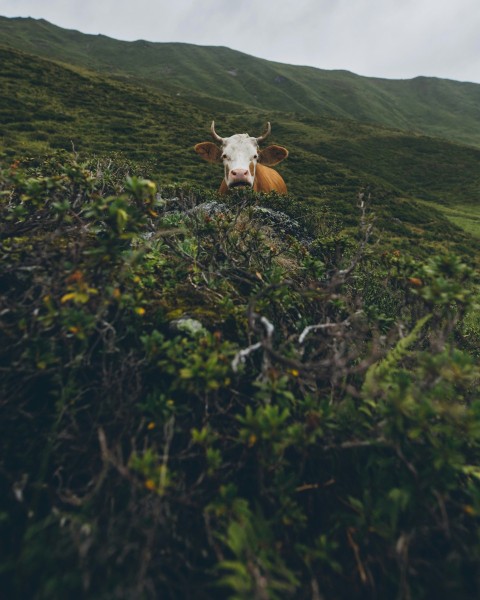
[{"x1": 1, "y1": 0, "x2": 480, "y2": 83}]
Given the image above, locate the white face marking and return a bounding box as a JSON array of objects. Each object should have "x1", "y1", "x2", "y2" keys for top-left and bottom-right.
[{"x1": 221, "y1": 133, "x2": 259, "y2": 189}]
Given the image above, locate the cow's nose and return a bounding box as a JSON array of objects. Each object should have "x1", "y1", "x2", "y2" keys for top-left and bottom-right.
[{"x1": 231, "y1": 169, "x2": 249, "y2": 177}]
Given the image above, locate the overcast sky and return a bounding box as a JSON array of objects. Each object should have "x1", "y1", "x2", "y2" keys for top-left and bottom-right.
[{"x1": 1, "y1": 0, "x2": 480, "y2": 83}]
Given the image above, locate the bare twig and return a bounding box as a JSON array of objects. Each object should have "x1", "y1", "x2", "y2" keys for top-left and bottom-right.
[
  {"x1": 298, "y1": 317, "x2": 351, "y2": 344},
  {"x1": 232, "y1": 341, "x2": 262, "y2": 372}
]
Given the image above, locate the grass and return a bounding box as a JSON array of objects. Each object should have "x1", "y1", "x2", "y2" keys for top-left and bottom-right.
[{"x1": 416, "y1": 199, "x2": 480, "y2": 238}]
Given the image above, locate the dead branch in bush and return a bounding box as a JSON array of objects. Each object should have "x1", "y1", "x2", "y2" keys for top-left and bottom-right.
[{"x1": 298, "y1": 317, "x2": 352, "y2": 344}]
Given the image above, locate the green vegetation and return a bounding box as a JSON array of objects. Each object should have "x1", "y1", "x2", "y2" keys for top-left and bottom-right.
[
  {"x1": 1, "y1": 15, "x2": 480, "y2": 598},
  {"x1": 2, "y1": 16, "x2": 480, "y2": 147},
  {"x1": 418, "y1": 200, "x2": 480, "y2": 239},
  {"x1": 2, "y1": 42, "x2": 480, "y2": 249},
  {"x1": 1, "y1": 155, "x2": 480, "y2": 599}
]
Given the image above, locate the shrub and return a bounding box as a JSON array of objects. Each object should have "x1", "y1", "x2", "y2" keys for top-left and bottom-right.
[{"x1": 1, "y1": 153, "x2": 479, "y2": 599}]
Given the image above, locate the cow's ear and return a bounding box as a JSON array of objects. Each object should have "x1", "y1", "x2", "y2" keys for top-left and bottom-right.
[
  {"x1": 258, "y1": 145, "x2": 288, "y2": 166},
  {"x1": 194, "y1": 142, "x2": 222, "y2": 163}
]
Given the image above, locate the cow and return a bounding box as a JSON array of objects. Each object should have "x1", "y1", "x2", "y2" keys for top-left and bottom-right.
[{"x1": 194, "y1": 121, "x2": 288, "y2": 194}]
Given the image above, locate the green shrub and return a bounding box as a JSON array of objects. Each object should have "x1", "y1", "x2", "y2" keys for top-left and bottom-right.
[{"x1": 1, "y1": 154, "x2": 479, "y2": 599}]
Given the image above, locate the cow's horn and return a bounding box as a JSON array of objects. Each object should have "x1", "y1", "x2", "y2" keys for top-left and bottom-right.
[
  {"x1": 256, "y1": 122, "x2": 271, "y2": 143},
  {"x1": 210, "y1": 121, "x2": 223, "y2": 143}
]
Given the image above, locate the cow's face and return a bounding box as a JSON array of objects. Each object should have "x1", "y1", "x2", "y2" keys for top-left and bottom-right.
[
  {"x1": 195, "y1": 122, "x2": 288, "y2": 190},
  {"x1": 219, "y1": 133, "x2": 259, "y2": 189}
]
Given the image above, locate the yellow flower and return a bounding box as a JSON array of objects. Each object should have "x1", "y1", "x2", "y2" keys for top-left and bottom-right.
[
  {"x1": 145, "y1": 479, "x2": 156, "y2": 491},
  {"x1": 147, "y1": 422, "x2": 156, "y2": 430},
  {"x1": 60, "y1": 292, "x2": 77, "y2": 303},
  {"x1": 135, "y1": 307, "x2": 146, "y2": 316},
  {"x1": 145, "y1": 180, "x2": 157, "y2": 194}
]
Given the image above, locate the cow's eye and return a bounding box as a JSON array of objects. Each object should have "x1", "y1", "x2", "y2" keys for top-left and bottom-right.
[
  {"x1": 253, "y1": 154, "x2": 258, "y2": 160},
  {"x1": 222, "y1": 154, "x2": 228, "y2": 160}
]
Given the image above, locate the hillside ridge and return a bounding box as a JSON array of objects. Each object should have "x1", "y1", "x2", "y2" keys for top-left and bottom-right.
[
  {"x1": 2, "y1": 42, "x2": 480, "y2": 211},
  {"x1": 2, "y1": 15, "x2": 480, "y2": 147}
]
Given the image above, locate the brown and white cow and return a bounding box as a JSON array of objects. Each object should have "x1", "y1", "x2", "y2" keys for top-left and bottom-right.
[{"x1": 194, "y1": 121, "x2": 288, "y2": 194}]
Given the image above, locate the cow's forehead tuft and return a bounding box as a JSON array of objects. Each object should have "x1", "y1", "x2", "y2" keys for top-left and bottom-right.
[{"x1": 223, "y1": 134, "x2": 257, "y2": 147}]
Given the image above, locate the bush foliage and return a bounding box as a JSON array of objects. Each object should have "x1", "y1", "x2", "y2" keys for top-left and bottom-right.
[{"x1": 1, "y1": 154, "x2": 480, "y2": 599}]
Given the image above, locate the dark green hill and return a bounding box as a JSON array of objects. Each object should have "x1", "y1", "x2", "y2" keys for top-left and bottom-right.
[
  {"x1": 2, "y1": 16, "x2": 480, "y2": 148},
  {"x1": 2, "y1": 43, "x2": 480, "y2": 257},
  {"x1": 2, "y1": 42, "x2": 480, "y2": 202}
]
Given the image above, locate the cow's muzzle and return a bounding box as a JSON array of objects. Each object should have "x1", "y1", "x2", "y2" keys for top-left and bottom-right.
[{"x1": 228, "y1": 181, "x2": 253, "y2": 189}]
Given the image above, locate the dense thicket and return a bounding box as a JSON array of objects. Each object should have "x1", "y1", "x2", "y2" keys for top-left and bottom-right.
[{"x1": 1, "y1": 155, "x2": 480, "y2": 599}]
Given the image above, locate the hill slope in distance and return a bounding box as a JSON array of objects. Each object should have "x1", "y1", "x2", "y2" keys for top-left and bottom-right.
[{"x1": 2, "y1": 15, "x2": 480, "y2": 148}]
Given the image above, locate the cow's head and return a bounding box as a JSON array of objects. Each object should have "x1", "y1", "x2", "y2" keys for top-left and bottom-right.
[{"x1": 194, "y1": 122, "x2": 288, "y2": 189}]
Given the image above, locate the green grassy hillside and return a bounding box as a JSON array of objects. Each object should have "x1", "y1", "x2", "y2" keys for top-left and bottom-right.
[
  {"x1": 2, "y1": 43, "x2": 480, "y2": 255},
  {"x1": 2, "y1": 16, "x2": 480, "y2": 147}
]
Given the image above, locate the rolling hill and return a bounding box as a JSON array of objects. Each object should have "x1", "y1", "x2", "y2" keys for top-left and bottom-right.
[
  {"x1": 2, "y1": 15, "x2": 480, "y2": 148},
  {"x1": 1, "y1": 16, "x2": 480, "y2": 253},
  {"x1": 2, "y1": 43, "x2": 480, "y2": 200}
]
